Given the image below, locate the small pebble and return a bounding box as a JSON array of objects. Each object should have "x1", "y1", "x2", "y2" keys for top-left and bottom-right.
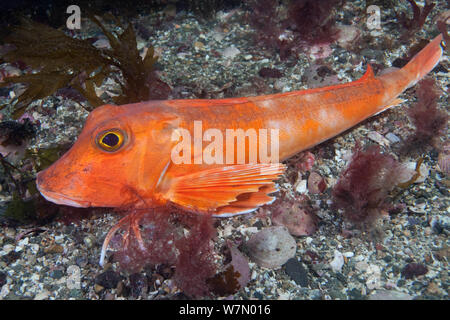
[
  {"x1": 330, "y1": 250, "x2": 344, "y2": 272},
  {"x1": 245, "y1": 226, "x2": 297, "y2": 269},
  {"x1": 295, "y1": 180, "x2": 307, "y2": 193},
  {"x1": 95, "y1": 270, "x2": 121, "y2": 289},
  {"x1": 194, "y1": 41, "x2": 205, "y2": 50},
  {"x1": 385, "y1": 132, "x2": 401, "y2": 143},
  {"x1": 94, "y1": 284, "x2": 104, "y2": 294},
  {"x1": 425, "y1": 282, "x2": 441, "y2": 295},
  {"x1": 34, "y1": 290, "x2": 50, "y2": 300},
  {"x1": 44, "y1": 244, "x2": 64, "y2": 254},
  {"x1": 221, "y1": 46, "x2": 240, "y2": 59},
  {"x1": 284, "y1": 258, "x2": 309, "y2": 287}
]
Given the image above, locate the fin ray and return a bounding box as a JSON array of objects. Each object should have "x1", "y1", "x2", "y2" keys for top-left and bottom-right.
[{"x1": 166, "y1": 163, "x2": 285, "y2": 214}]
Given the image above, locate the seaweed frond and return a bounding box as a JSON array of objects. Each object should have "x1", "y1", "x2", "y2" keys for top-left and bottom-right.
[
  {"x1": 332, "y1": 145, "x2": 404, "y2": 228},
  {"x1": 0, "y1": 119, "x2": 35, "y2": 147},
  {"x1": 111, "y1": 206, "x2": 217, "y2": 298},
  {"x1": 0, "y1": 16, "x2": 168, "y2": 119},
  {"x1": 436, "y1": 12, "x2": 450, "y2": 54},
  {"x1": 245, "y1": 0, "x2": 345, "y2": 59},
  {"x1": 245, "y1": 0, "x2": 284, "y2": 53},
  {"x1": 0, "y1": 18, "x2": 109, "y2": 117},
  {"x1": 185, "y1": 0, "x2": 236, "y2": 21},
  {"x1": 401, "y1": 78, "x2": 448, "y2": 155},
  {"x1": 89, "y1": 15, "x2": 168, "y2": 105},
  {"x1": 397, "y1": 0, "x2": 435, "y2": 36},
  {"x1": 287, "y1": 0, "x2": 345, "y2": 45}
]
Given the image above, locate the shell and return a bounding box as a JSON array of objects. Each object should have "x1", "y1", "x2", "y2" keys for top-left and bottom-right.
[{"x1": 245, "y1": 226, "x2": 297, "y2": 269}]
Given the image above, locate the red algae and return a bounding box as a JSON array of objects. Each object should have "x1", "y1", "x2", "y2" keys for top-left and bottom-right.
[
  {"x1": 332, "y1": 145, "x2": 404, "y2": 227},
  {"x1": 401, "y1": 78, "x2": 448, "y2": 155}
]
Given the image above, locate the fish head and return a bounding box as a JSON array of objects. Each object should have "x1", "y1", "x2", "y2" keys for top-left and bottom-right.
[{"x1": 36, "y1": 103, "x2": 179, "y2": 208}]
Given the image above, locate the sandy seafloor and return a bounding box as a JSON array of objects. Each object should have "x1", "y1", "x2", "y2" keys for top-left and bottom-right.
[{"x1": 0, "y1": 0, "x2": 448, "y2": 300}]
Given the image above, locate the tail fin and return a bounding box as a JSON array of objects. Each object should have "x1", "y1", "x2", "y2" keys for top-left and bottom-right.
[
  {"x1": 402, "y1": 34, "x2": 445, "y2": 88},
  {"x1": 378, "y1": 34, "x2": 444, "y2": 97}
]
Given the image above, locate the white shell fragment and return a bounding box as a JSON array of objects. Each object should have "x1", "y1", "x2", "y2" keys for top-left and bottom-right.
[
  {"x1": 245, "y1": 226, "x2": 297, "y2": 269},
  {"x1": 367, "y1": 131, "x2": 390, "y2": 147}
]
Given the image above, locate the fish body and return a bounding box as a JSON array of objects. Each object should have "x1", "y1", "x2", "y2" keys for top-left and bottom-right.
[{"x1": 37, "y1": 34, "x2": 444, "y2": 217}]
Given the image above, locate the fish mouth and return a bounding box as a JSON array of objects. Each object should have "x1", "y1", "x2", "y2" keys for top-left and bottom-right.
[{"x1": 37, "y1": 185, "x2": 91, "y2": 208}]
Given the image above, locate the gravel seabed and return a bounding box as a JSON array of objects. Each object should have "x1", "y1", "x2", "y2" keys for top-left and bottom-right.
[{"x1": 0, "y1": 1, "x2": 448, "y2": 300}]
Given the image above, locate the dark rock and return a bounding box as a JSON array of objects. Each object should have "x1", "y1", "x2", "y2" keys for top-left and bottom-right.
[
  {"x1": 347, "y1": 288, "x2": 364, "y2": 300},
  {"x1": 69, "y1": 289, "x2": 82, "y2": 299},
  {"x1": 316, "y1": 66, "x2": 336, "y2": 77},
  {"x1": 258, "y1": 67, "x2": 283, "y2": 78},
  {"x1": 329, "y1": 289, "x2": 346, "y2": 300},
  {"x1": 252, "y1": 220, "x2": 264, "y2": 230},
  {"x1": 397, "y1": 279, "x2": 406, "y2": 287},
  {"x1": 412, "y1": 281, "x2": 425, "y2": 291},
  {"x1": 129, "y1": 273, "x2": 148, "y2": 297},
  {"x1": 392, "y1": 57, "x2": 409, "y2": 68},
  {"x1": 95, "y1": 270, "x2": 121, "y2": 289},
  {"x1": 335, "y1": 272, "x2": 347, "y2": 285},
  {"x1": 432, "y1": 63, "x2": 447, "y2": 74},
  {"x1": 402, "y1": 263, "x2": 428, "y2": 279},
  {"x1": 50, "y1": 269, "x2": 64, "y2": 279},
  {"x1": 284, "y1": 258, "x2": 309, "y2": 287},
  {"x1": 360, "y1": 48, "x2": 383, "y2": 59},
  {"x1": 0, "y1": 87, "x2": 11, "y2": 97},
  {"x1": 0, "y1": 271, "x2": 6, "y2": 287},
  {"x1": 75, "y1": 256, "x2": 88, "y2": 268},
  {"x1": 253, "y1": 291, "x2": 264, "y2": 299},
  {"x1": 155, "y1": 264, "x2": 175, "y2": 279},
  {"x1": 1, "y1": 251, "x2": 21, "y2": 264},
  {"x1": 171, "y1": 292, "x2": 190, "y2": 300}
]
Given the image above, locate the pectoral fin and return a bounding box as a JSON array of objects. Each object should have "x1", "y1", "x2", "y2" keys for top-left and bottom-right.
[{"x1": 165, "y1": 163, "x2": 285, "y2": 216}]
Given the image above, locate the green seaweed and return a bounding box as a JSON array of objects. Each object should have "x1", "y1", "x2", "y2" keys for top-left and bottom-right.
[
  {"x1": 0, "y1": 16, "x2": 163, "y2": 119},
  {"x1": 0, "y1": 18, "x2": 108, "y2": 117},
  {"x1": 25, "y1": 144, "x2": 71, "y2": 171},
  {"x1": 0, "y1": 145, "x2": 71, "y2": 224},
  {"x1": 3, "y1": 192, "x2": 36, "y2": 223}
]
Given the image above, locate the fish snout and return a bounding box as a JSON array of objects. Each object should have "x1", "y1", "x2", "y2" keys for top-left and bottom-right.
[{"x1": 36, "y1": 167, "x2": 91, "y2": 208}]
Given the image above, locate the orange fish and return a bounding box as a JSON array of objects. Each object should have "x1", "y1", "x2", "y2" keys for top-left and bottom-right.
[{"x1": 36, "y1": 35, "x2": 444, "y2": 263}]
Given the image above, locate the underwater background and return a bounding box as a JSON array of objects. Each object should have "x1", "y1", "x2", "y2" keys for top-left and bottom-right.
[{"x1": 0, "y1": 0, "x2": 448, "y2": 300}]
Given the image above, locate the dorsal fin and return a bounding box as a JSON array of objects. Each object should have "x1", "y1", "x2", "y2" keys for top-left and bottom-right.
[{"x1": 357, "y1": 64, "x2": 375, "y2": 82}]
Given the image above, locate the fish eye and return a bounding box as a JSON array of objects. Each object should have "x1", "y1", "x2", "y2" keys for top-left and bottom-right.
[{"x1": 96, "y1": 129, "x2": 126, "y2": 152}]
